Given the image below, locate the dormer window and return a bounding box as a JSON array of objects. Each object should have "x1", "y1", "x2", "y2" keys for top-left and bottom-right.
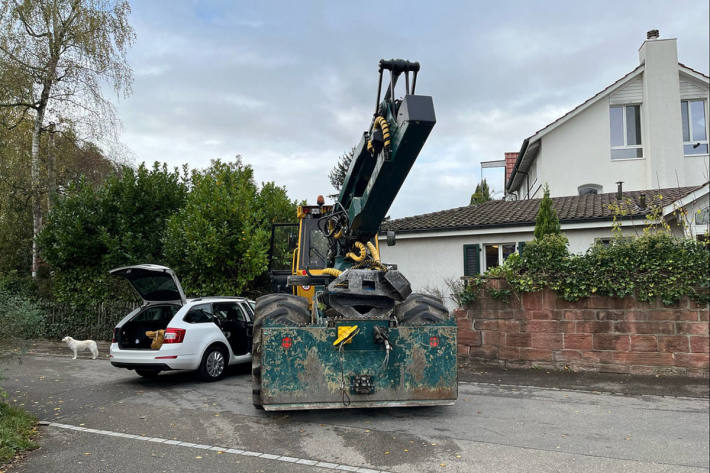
[
  {"x1": 610, "y1": 105, "x2": 643, "y2": 159},
  {"x1": 681, "y1": 100, "x2": 708, "y2": 155},
  {"x1": 578, "y1": 184, "x2": 602, "y2": 195}
]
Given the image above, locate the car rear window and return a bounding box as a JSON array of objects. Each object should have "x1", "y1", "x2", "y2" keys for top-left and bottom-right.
[
  {"x1": 184, "y1": 304, "x2": 214, "y2": 324},
  {"x1": 132, "y1": 305, "x2": 178, "y2": 323}
]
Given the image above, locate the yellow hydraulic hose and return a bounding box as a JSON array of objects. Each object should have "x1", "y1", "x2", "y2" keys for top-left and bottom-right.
[
  {"x1": 366, "y1": 241, "x2": 380, "y2": 262},
  {"x1": 366, "y1": 116, "x2": 391, "y2": 155},
  {"x1": 346, "y1": 241, "x2": 367, "y2": 262},
  {"x1": 322, "y1": 267, "x2": 342, "y2": 278}
]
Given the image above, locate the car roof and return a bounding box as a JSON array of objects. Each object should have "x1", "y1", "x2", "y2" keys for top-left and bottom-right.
[{"x1": 186, "y1": 296, "x2": 249, "y2": 304}]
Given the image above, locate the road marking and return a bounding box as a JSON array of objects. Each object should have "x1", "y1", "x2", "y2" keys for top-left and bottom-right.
[{"x1": 43, "y1": 422, "x2": 389, "y2": 473}]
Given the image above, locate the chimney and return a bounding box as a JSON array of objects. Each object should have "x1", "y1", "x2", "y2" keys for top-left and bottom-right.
[
  {"x1": 616, "y1": 181, "x2": 623, "y2": 200},
  {"x1": 504, "y1": 152, "x2": 518, "y2": 186},
  {"x1": 638, "y1": 29, "x2": 684, "y2": 188},
  {"x1": 647, "y1": 29, "x2": 659, "y2": 40}
]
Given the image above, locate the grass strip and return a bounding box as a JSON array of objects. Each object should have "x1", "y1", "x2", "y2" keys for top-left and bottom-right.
[{"x1": 0, "y1": 400, "x2": 37, "y2": 464}]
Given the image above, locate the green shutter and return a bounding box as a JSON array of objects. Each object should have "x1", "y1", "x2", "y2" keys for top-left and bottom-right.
[
  {"x1": 463, "y1": 244, "x2": 480, "y2": 276},
  {"x1": 517, "y1": 241, "x2": 527, "y2": 256}
]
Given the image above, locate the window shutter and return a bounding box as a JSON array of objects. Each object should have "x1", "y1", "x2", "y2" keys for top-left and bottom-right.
[
  {"x1": 463, "y1": 244, "x2": 480, "y2": 276},
  {"x1": 517, "y1": 241, "x2": 527, "y2": 256}
]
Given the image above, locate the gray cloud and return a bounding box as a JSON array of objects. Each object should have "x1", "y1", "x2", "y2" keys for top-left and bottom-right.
[{"x1": 113, "y1": 0, "x2": 709, "y2": 218}]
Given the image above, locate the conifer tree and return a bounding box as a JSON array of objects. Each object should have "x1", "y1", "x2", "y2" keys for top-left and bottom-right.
[
  {"x1": 470, "y1": 179, "x2": 491, "y2": 205},
  {"x1": 534, "y1": 184, "x2": 561, "y2": 240}
]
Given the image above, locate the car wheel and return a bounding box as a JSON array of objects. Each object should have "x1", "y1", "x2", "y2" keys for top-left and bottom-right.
[
  {"x1": 198, "y1": 346, "x2": 227, "y2": 381},
  {"x1": 135, "y1": 369, "x2": 160, "y2": 378}
]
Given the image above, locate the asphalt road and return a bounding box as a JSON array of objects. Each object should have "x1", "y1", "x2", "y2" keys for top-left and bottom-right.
[{"x1": 1, "y1": 351, "x2": 708, "y2": 473}]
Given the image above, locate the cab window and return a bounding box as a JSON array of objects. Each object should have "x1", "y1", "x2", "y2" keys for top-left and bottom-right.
[{"x1": 299, "y1": 218, "x2": 328, "y2": 269}]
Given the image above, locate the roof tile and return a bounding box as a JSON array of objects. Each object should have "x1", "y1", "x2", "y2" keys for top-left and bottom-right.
[{"x1": 382, "y1": 186, "x2": 699, "y2": 233}]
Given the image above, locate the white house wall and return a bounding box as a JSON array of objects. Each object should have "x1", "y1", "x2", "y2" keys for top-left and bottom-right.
[
  {"x1": 609, "y1": 75, "x2": 644, "y2": 104},
  {"x1": 378, "y1": 225, "x2": 641, "y2": 309},
  {"x1": 535, "y1": 98, "x2": 647, "y2": 197}
]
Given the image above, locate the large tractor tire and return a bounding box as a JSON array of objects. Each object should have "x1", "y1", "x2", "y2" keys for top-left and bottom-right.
[
  {"x1": 395, "y1": 293, "x2": 449, "y2": 325},
  {"x1": 252, "y1": 294, "x2": 310, "y2": 408}
]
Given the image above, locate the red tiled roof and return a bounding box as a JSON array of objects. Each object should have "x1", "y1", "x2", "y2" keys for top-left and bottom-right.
[{"x1": 382, "y1": 186, "x2": 699, "y2": 234}]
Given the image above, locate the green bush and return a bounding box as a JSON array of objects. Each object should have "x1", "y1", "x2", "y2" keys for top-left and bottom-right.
[
  {"x1": 163, "y1": 158, "x2": 296, "y2": 297},
  {"x1": 501, "y1": 233, "x2": 709, "y2": 304},
  {"x1": 0, "y1": 288, "x2": 46, "y2": 340},
  {"x1": 37, "y1": 162, "x2": 188, "y2": 306}
]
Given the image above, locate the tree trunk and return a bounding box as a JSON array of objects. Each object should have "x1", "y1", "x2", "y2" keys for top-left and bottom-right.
[
  {"x1": 31, "y1": 108, "x2": 45, "y2": 279},
  {"x1": 47, "y1": 124, "x2": 57, "y2": 211}
]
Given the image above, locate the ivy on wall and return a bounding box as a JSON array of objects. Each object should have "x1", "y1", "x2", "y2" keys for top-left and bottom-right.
[{"x1": 463, "y1": 233, "x2": 709, "y2": 305}]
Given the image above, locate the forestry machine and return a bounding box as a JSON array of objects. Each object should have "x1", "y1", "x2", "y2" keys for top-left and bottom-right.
[{"x1": 252, "y1": 59, "x2": 457, "y2": 410}]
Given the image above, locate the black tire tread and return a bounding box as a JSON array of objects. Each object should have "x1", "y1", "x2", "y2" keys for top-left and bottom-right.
[{"x1": 395, "y1": 293, "x2": 448, "y2": 325}]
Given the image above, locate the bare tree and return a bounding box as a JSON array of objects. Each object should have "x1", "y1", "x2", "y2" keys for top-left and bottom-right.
[
  {"x1": 328, "y1": 147, "x2": 355, "y2": 198},
  {"x1": 0, "y1": 0, "x2": 134, "y2": 277}
]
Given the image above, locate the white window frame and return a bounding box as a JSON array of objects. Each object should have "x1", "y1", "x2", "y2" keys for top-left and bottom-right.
[
  {"x1": 682, "y1": 99, "x2": 709, "y2": 156},
  {"x1": 610, "y1": 104, "x2": 643, "y2": 160},
  {"x1": 482, "y1": 242, "x2": 519, "y2": 272}
]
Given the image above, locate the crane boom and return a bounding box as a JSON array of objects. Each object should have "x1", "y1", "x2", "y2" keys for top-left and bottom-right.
[{"x1": 337, "y1": 59, "x2": 436, "y2": 242}]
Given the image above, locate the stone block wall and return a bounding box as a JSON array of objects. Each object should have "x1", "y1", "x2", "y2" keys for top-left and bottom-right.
[{"x1": 456, "y1": 283, "x2": 709, "y2": 377}]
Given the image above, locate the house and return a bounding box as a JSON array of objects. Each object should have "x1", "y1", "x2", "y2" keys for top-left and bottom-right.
[
  {"x1": 379, "y1": 183, "x2": 708, "y2": 301},
  {"x1": 377, "y1": 31, "x2": 709, "y2": 303},
  {"x1": 507, "y1": 30, "x2": 709, "y2": 200}
]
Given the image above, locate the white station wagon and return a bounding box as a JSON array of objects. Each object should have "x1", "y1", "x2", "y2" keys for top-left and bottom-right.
[{"x1": 109, "y1": 264, "x2": 253, "y2": 381}]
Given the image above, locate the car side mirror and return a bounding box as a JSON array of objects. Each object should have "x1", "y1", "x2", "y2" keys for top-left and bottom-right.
[
  {"x1": 386, "y1": 231, "x2": 396, "y2": 246},
  {"x1": 287, "y1": 233, "x2": 297, "y2": 251}
]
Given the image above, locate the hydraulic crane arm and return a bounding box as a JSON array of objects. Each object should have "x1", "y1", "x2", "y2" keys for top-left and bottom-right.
[{"x1": 336, "y1": 59, "x2": 436, "y2": 243}]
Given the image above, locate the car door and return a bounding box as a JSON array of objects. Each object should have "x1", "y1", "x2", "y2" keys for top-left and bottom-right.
[
  {"x1": 182, "y1": 303, "x2": 221, "y2": 353},
  {"x1": 239, "y1": 301, "x2": 255, "y2": 353},
  {"x1": 109, "y1": 264, "x2": 186, "y2": 306},
  {"x1": 213, "y1": 302, "x2": 250, "y2": 355}
]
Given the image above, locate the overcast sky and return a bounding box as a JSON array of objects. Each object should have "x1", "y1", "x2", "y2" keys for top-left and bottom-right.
[{"x1": 114, "y1": 0, "x2": 709, "y2": 218}]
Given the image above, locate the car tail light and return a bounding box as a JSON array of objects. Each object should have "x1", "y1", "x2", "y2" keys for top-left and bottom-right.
[
  {"x1": 429, "y1": 336, "x2": 439, "y2": 348},
  {"x1": 163, "y1": 328, "x2": 186, "y2": 344},
  {"x1": 112, "y1": 328, "x2": 117, "y2": 343}
]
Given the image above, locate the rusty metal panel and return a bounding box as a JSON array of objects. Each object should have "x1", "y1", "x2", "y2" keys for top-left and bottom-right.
[{"x1": 261, "y1": 320, "x2": 457, "y2": 409}]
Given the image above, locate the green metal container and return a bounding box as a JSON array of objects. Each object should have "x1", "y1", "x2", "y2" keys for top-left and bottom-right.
[{"x1": 259, "y1": 319, "x2": 457, "y2": 410}]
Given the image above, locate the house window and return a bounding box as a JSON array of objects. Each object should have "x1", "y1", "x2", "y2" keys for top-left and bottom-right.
[
  {"x1": 681, "y1": 100, "x2": 708, "y2": 155},
  {"x1": 696, "y1": 207, "x2": 709, "y2": 225},
  {"x1": 483, "y1": 243, "x2": 517, "y2": 271},
  {"x1": 578, "y1": 184, "x2": 602, "y2": 195},
  {"x1": 610, "y1": 105, "x2": 643, "y2": 159}
]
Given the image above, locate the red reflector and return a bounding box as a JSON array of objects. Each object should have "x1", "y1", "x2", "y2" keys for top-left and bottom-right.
[
  {"x1": 163, "y1": 328, "x2": 186, "y2": 343},
  {"x1": 155, "y1": 355, "x2": 178, "y2": 359},
  {"x1": 282, "y1": 337, "x2": 293, "y2": 349},
  {"x1": 302, "y1": 270, "x2": 307, "y2": 275},
  {"x1": 429, "y1": 336, "x2": 439, "y2": 347}
]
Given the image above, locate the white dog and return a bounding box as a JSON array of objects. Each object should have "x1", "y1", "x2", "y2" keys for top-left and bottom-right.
[{"x1": 61, "y1": 336, "x2": 99, "y2": 360}]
